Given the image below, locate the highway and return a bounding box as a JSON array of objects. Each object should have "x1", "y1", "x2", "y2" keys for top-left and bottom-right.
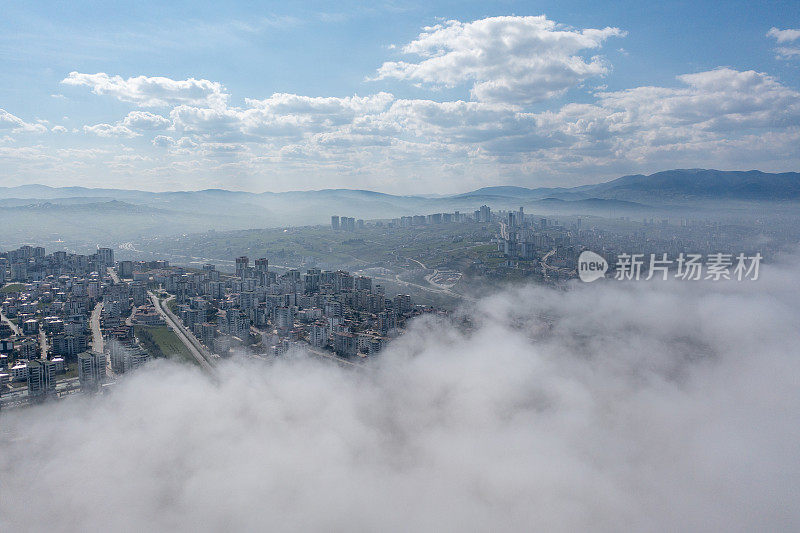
[
  {"x1": 38, "y1": 329, "x2": 48, "y2": 359},
  {"x1": 90, "y1": 302, "x2": 104, "y2": 353},
  {"x1": 148, "y1": 291, "x2": 215, "y2": 374},
  {"x1": 89, "y1": 301, "x2": 117, "y2": 378}
]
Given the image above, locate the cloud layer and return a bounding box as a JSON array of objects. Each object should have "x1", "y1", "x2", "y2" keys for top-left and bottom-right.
[
  {"x1": 2, "y1": 256, "x2": 800, "y2": 531},
  {"x1": 61, "y1": 72, "x2": 229, "y2": 109},
  {"x1": 374, "y1": 16, "x2": 625, "y2": 104},
  {"x1": 0, "y1": 16, "x2": 798, "y2": 192}
]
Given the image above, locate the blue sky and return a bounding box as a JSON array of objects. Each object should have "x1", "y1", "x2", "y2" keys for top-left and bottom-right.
[{"x1": 0, "y1": 0, "x2": 798, "y2": 193}]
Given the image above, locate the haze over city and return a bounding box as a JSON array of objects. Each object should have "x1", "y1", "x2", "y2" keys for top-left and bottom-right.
[{"x1": 1, "y1": 2, "x2": 799, "y2": 532}]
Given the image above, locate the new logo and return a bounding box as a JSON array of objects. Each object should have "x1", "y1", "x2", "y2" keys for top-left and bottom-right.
[{"x1": 578, "y1": 251, "x2": 608, "y2": 282}]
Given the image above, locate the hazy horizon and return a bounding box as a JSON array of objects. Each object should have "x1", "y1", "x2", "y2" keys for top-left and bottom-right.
[{"x1": 0, "y1": 167, "x2": 797, "y2": 196}]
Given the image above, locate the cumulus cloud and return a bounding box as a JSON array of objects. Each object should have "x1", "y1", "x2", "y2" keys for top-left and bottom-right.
[
  {"x1": 373, "y1": 16, "x2": 625, "y2": 104},
  {"x1": 767, "y1": 27, "x2": 800, "y2": 43},
  {"x1": 152, "y1": 134, "x2": 176, "y2": 147},
  {"x1": 82, "y1": 111, "x2": 170, "y2": 139},
  {"x1": 0, "y1": 108, "x2": 47, "y2": 133},
  {"x1": 83, "y1": 122, "x2": 139, "y2": 138},
  {"x1": 162, "y1": 66, "x2": 800, "y2": 174},
  {"x1": 9, "y1": 20, "x2": 800, "y2": 192},
  {"x1": 767, "y1": 27, "x2": 800, "y2": 60},
  {"x1": 2, "y1": 257, "x2": 800, "y2": 531},
  {"x1": 563, "y1": 68, "x2": 800, "y2": 137},
  {"x1": 61, "y1": 72, "x2": 229, "y2": 108},
  {"x1": 121, "y1": 110, "x2": 171, "y2": 130},
  {"x1": 170, "y1": 92, "x2": 395, "y2": 141},
  {"x1": 7, "y1": 59, "x2": 800, "y2": 191}
]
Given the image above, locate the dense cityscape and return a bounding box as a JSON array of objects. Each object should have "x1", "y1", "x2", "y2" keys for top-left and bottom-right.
[
  {"x1": 2, "y1": 199, "x2": 789, "y2": 409},
  {"x1": 0, "y1": 243, "x2": 426, "y2": 408}
]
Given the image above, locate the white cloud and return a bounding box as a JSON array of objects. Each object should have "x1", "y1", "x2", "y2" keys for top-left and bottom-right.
[
  {"x1": 373, "y1": 16, "x2": 625, "y2": 104},
  {"x1": 151, "y1": 134, "x2": 175, "y2": 147},
  {"x1": 46, "y1": 64, "x2": 800, "y2": 191},
  {"x1": 170, "y1": 92, "x2": 395, "y2": 141},
  {"x1": 121, "y1": 111, "x2": 171, "y2": 130},
  {"x1": 0, "y1": 108, "x2": 48, "y2": 133},
  {"x1": 767, "y1": 28, "x2": 800, "y2": 60},
  {"x1": 61, "y1": 72, "x2": 229, "y2": 108},
  {"x1": 775, "y1": 47, "x2": 800, "y2": 60},
  {"x1": 83, "y1": 111, "x2": 170, "y2": 139},
  {"x1": 767, "y1": 27, "x2": 800, "y2": 43},
  {"x1": 590, "y1": 68, "x2": 800, "y2": 133},
  {"x1": 6, "y1": 50, "x2": 800, "y2": 192},
  {"x1": 2, "y1": 257, "x2": 800, "y2": 531},
  {"x1": 51, "y1": 125, "x2": 68, "y2": 133},
  {"x1": 83, "y1": 123, "x2": 139, "y2": 138}
]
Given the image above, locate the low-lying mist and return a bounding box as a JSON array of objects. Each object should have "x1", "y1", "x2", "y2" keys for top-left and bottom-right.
[{"x1": 2, "y1": 255, "x2": 799, "y2": 532}]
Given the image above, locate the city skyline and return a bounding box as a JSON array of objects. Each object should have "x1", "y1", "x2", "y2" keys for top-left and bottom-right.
[{"x1": 1, "y1": 1, "x2": 799, "y2": 193}]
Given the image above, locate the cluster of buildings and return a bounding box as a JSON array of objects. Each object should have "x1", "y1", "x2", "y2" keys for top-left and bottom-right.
[
  {"x1": 0, "y1": 246, "x2": 116, "y2": 403},
  {"x1": 1, "y1": 245, "x2": 115, "y2": 283},
  {"x1": 389, "y1": 205, "x2": 493, "y2": 228},
  {"x1": 333, "y1": 206, "x2": 494, "y2": 232},
  {"x1": 0, "y1": 246, "x2": 176, "y2": 407},
  {"x1": 330, "y1": 216, "x2": 363, "y2": 231},
  {"x1": 164, "y1": 255, "x2": 421, "y2": 359},
  {"x1": 485, "y1": 206, "x2": 773, "y2": 281}
]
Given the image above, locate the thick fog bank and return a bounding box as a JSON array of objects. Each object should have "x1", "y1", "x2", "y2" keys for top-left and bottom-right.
[{"x1": 2, "y1": 257, "x2": 799, "y2": 532}]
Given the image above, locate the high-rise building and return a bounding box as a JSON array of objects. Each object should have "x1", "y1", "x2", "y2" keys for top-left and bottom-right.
[
  {"x1": 274, "y1": 306, "x2": 293, "y2": 333},
  {"x1": 331, "y1": 216, "x2": 340, "y2": 230},
  {"x1": 377, "y1": 310, "x2": 397, "y2": 336},
  {"x1": 200, "y1": 323, "x2": 216, "y2": 347},
  {"x1": 118, "y1": 260, "x2": 134, "y2": 279},
  {"x1": 480, "y1": 205, "x2": 491, "y2": 223},
  {"x1": 27, "y1": 359, "x2": 56, "y2": 398},
  {"x1": 310, "y1": 322, "x2": 329, "y2": 348},
  {"x1": 333, "y1": 331, "x2": 357, "y2": 357},
  {"x1": 235, "y1": 256, "x2": 249, "y2": 280},
  {"x1": 78, "y1": 351, "x2": 107, "y2": 390},
  {"x1": 109, "y1": 342, "x2": 149, "y2": 374},
  {"x1": 255, "y1": 258, "x2": 269, "y2": 285},
  {"x1": 52, "y1": 333, "x2": 88, "y2": 358},
  {"x1": 393, "y1": 294, "x2": 413, "y2": 314},
  {"x1": 97, "y1": 247, "x2": 114, "y2": 268}
]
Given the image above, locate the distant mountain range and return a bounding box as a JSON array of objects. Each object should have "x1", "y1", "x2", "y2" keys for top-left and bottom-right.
[
  {"x1": 0, "y1": 169, "x2": 797, "y2": 244},
  {"x1": 453, "y1": 169, "x2": 800, "y2": 203}
]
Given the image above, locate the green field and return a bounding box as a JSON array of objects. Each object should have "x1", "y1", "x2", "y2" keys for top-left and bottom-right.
[
  {"x1": 134, "y1": 325, "x2": 196, "y2": 365},
  {"x1": 1, "y1": 283, "x2": 25, "y2": 294},
  {"x1": 62, "y1": 361, "x2": 79, "y2": 379}
]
